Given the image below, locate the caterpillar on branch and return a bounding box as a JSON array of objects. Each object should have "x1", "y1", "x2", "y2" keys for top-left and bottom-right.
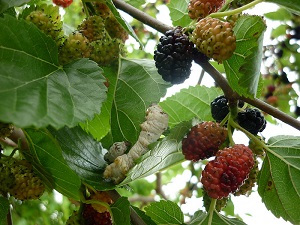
[{"x1": 103, "y1": 104, "x2": 169, "y2": 184}]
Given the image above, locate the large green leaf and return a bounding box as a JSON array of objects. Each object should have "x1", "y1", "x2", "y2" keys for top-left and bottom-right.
[
  {"x1": 145, "y1": 200, "x2": 184, "y2": 225},
  {"x1": 108, "y1": 58, "x2": 170, "y2": 145},
  {"x1": 0, "y1": 196, "x2": 9, "y2": 225},
  {"x1": 224, "y1": 15, "x2": 266, "y2": 98},
  {"x1": 168, "y1": 0, "x2": 192, "y2": 27},
  {"x1": 120, "y1": 121, "x2": 191, "y2": 185},
  {"x1": 159, "y1": 86, "x2": 222, "y2": 127},
  {"x1": 81, "y1": 66, "x2": 118, "y2": 141},
  {"x1": 0, "y1": 15, "x2": 107, "y2": 129},
  {"x1": 24, "y1": 128, "x2": 82, "y2": 200},
  {"x1": 111, "y1": 197, "x2": 131, "y2": 225},
  {"x1": 266, "y1": 0, "x2": 300, "y2": 15},
  {"x1": 0, "y1": 0, "x2": 29, "y2": 14},
  {"x1": 48, "y1": 126, "x2": 115, "y2": 190},
  {"x1": 189, "y1": 210, "x2": 246, "y2": 225},
  {"x1": 258, "y1": 135, "x2": 300, "y2": 224},
  {"x1": 264, "y1": 7, "x2": 293, "y2": 21}
]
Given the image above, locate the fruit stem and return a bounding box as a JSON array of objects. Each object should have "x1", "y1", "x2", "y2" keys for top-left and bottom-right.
[
  {"x1": 208, "y1": 198, "x2": 216, "y2": 225},
  {"x1": 229, "y1": 118, "x2": 267, "y2": 150},
  {"x1": 209, "y1": 0, "x2": 264, "y2": 18},
  {"x1": 227, "y1": 117, "x2": 235, "y2": 146}
]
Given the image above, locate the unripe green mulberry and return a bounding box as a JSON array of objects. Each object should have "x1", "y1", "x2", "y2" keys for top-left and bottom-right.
[
  {"x1": 234, "y1": 158, "x2": 259, "y2": 196},
  {"x1": 203, "y1": 189, "x2": 228, "y2": 212},
  {"x1": 59, "y1": 32, "x2": 91, "y2": 65},
  {"x1": 192, "y1": 17, "x2": 236, "y2": 63},
  {"x1": 78, "y1": 15, "x2": 106, "y2": 42},
  {"x1": 90, "y1": 37, "x2": 122, "y2": 66},
  {"x1": 94, "y1": 2, "x2": 112, "y2": 19},
  {"x1": 105, "y1": 16, "x2": 129, "y2": 42},
  {"x1": 0, "y1": 162, "x2": 16, "y2": 195},
  {"x1": 9, "y1": 160, "x2": 45, "y2": 200},
  {"x1": 26, "y1": 9, "x2": 64, "y2": 46}
]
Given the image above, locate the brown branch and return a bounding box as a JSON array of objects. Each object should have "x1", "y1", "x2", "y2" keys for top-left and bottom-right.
[
  {"x1": 112, "y1": 0, "x2": 173, "y2": 34},
  {"x1": 113, "y1": 0, "x2": 300, "y2": 131},
  {"x1": 0, "y1": 137, "x2": 18, "y2": 148},
  {"x1": 8, "y1": 128, "x2": 29, "y2": 150},
  {"x1": 156, "y1": 172, "x2": 168, "y2": 199}
]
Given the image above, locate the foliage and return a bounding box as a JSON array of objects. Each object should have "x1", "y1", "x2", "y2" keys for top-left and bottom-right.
[{"x1": 0, "y1": 0, "x2": 300, "y2": 224}]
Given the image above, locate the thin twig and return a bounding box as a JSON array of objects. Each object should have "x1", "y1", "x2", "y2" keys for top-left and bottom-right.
[
  {"x1": 112, "y1": 0, "x2": 173, "y2": 34},
  {"x1": 197, "y1": 69, "x2": 205, "y2": 85},
  {"x1": 156, "y1": 172, "x2": 168, "y2": 199},
  {"x1": 112, "y1": 0, "x2": 300, "y2": 131},
  {"x1": 0, "y1": 138, "x2": 18, "y2": 148}
]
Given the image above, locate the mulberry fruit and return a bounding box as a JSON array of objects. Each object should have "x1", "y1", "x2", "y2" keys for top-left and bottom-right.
[
  {"x1": 26, "y1": 8, "x2": 64, "y2": 46},
  {"x1": 182, "y1": 121, "x2": 227, "y2": 161},
  {"x1": 105, "y1": 16, "x2": 129, "y2": 42},
  {"x1": 201, "y1": 144, "x2": 255, "y2": 199},
  {"x1": 53, "y1": 0, "x2": 73, "y2": 8},
  {"x1": 0, "y1": 162, "x2": 16, "y2": 195},
  {"x1": 58, "y1": 32, "x2": 91, "y2": 65},
  {"x1": 154, "y1": 27, "x2": 195, "y2": 84},
  {"x1": 211, "y1": 96, "x2": 229, "y2": 122},
  {"x1": 188, "y1": 0, "x2": 225, "y2": 20},
  {"x1": 89, "y1": 37, "x2": 122, "y2": 66},
  {"x1": 94, "y1": 2, "x2": 112, "y2": 19},
  {"x1": 82, "y1": 204, "x2": 112, "y2": 225},
  {"x1": 234, "y1": 158, "x2": 259, "y2": 196},
  {"x1": 78, "y1": 15, "x2": 106, "y2": 42},
  {"x1": 89, "y1": 191, "x2": 113, "y2": 213},
  {"x1": 9, "y1": 160, "x2": 45, "y2": 200},
  {"x1": 192, "y1": 17, "x2": 236, "y2": 63},
  {"x1": 237, "y1": 108, "x2": 266, "y2": 135}
]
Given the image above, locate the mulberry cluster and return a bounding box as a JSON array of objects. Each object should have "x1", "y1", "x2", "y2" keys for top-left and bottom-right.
[
  {"x1": 182, "y1": 121, "x2": 227, "y2": 161},
  {"x1": 154, "y1": 27, "x2": 195, "y2": 84},
  {"x1": 188, "y1": 0, "x2": 225, "y2": 20},
  {"x1": 0, "y1": 159, "x2": 45, "y2": 200},
  {"x1": 26, "y1": 6, "x2": 64, "y2": 46},
  {"x1": 192, "y1": 17, "x2": 236, "y2": 63},
  {"x1": 201, "y1": 144, "x2": 255, "y2": 199}
]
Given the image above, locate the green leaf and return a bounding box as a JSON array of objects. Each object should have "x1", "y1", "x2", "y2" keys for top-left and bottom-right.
[
  {"x1": 124, "y1": 0, "x2": 145, "y2": 8},
  {"x1": 224, "y1": 15, "x2": 266, "y2": 98},
  {"x1": 24, "y1": 128, "x2": 81, "y2": 200},
  {"x1": 0, "y1": 15, "x2": 107, "y2": 129},
  {"x1": 264, "y1": 7, "x2": 293, "y2": 21},
  {"x1": 168, "y1": 0, "x2": 192, "y2": 27},
  {"x1": 0, "y1": 0, "x2": 29, "y2": 14},
  {"x1": 131, "y1": 206, "x2": 157, "y2": 225},
  {"x1": 189, "y1": 210, "x2": 246, "y2": 225},
  {"x1": 266, "y1": 0, "x2": 300, "y2": 15},
  {"x1": 159, "y1": 86, "x2": 223, "y2": 127},
  {"x1": 111, "y1": 197, "x2": 131, "y2": 225},
  {"x1": 48, "y1": 126, "x2": 115, "y2": 191},
  {"x1": 120, "y1": 121, "x2": 191, "y2": 185},
  {"x1": 0, "y1": 196, "x2": 9, "y2": 225},
  {"x1": 109, "y1": 58, "x2": 170, "y2": 145},
  {"x1": 270, "y1": 24, "x2": 288, "y2": 39},
  {"x1": 81, "y1": 66, "x2": 118, "y2": 141},
  {"x1": 105, "y1": 0, "x2": 143, "y2": 47},
  {"x1": 145, "y1": 200, "x2": 184, "y2": 225},
  {"x1": 257, "y1": 135, "x2": 300, "y2": 224}
]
